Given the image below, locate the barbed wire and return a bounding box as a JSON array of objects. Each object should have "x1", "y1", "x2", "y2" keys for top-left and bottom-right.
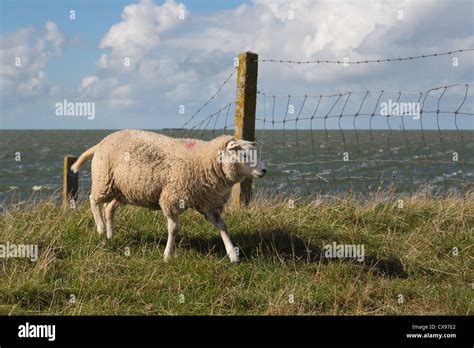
[
  {"x1": 257, "y1": 83, "x2": 474, "y2": 98},
  {"x1": 182, "y1": 102, "x2": 235, "y2": 139},
  {"x1": 178, "y1": 67, "x2": 237, "y2": 131},
  {"x1": 257, "y1": 48, "x2": 474, "y2": 65}
]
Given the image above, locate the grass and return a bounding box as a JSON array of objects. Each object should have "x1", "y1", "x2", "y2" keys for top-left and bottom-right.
[{"x1": 0, "y1": 194, "x2": 472, "y2": 315}]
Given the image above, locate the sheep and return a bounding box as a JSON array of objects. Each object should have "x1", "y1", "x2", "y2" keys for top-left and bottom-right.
[{"x1": 71, "y1": 129, "x2": 267, "y2": 263}]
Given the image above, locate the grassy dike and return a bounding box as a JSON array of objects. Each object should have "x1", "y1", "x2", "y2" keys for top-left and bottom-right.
[{"x1": 0, "y1": 194, "x2": 472, "y2": 315}]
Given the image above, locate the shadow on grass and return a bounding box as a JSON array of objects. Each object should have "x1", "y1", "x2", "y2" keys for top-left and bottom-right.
[{"x1": 131, "y1": 228, "x2": 407, "y2": 278}]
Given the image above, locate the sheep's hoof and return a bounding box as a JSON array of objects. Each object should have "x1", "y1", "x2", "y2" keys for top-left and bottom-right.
[
  {"x1": 163, "y1": 254, "x2": 172, "y2": 262},
  {"x1": 229, "y1": 256, "x2": 240, "y2": 263},
  {"x1": 97, "y1": 226, "x2": 104, "y2": 234}
]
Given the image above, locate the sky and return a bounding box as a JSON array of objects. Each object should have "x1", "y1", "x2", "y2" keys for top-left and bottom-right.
[{"x1": 0, "y1": 0, "x2": 473, "y2": 130}]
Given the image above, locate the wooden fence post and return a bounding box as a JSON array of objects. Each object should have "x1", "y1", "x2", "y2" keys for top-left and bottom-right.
[
  {"x1": 231, "y1": 51, "x2": 258, "y2": 207},
  {"x1": 63, "y1": 155, "x2": 78, "y2": 208}
]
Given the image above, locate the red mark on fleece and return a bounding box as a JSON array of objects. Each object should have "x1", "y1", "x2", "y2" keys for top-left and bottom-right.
[{"x1": 184, "y1": 141, "x2": 196, "y2": 150}]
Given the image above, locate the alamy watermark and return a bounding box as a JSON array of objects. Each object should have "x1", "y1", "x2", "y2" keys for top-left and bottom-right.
[
  {"x1": 218, "y1": 149, "x2": 258, "y2": 167},
  {"x1": 55, "y1": 99, "x2": 95, "y2": 120},
  {"x1": 0, "y1": 242, "x2": 38, "y2": 262},
  {"x1": 18, "y1": 322, "x2": 55, "y2": 341},
  {"x1": 380, "y1": 100, "x2": 420, "y2": 120},
  {"x1": 323, "y1": 242, "x2": 365, "y2": 262}
]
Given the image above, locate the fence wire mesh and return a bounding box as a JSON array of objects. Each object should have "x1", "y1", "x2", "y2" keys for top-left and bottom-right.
[
  {"x1": 176, "y1": 49, "x2": 474, "y2": 197},
  {"x1": 254, "y1": 84, "x2": 473, "y2": 196}
]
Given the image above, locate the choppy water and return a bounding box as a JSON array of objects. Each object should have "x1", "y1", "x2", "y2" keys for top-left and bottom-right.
[{"x1": 0, "y1": 130, "x2": 473, "y2": 207}]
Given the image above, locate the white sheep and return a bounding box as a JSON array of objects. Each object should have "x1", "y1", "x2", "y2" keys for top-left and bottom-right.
[{"x1": 71, "y1": 129, "x2": 267, "y2": 263}]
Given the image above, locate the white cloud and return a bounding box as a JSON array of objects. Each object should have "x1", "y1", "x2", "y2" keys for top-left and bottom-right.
[
  {"x1": 85, "y1": 0, "x2": 473, "y2": 117},
  {"x1": 99, "y1": 0, "x2": 186, "y2": 63},
  {"x1": 80, "y1": 75, "x2": 100, "y2": 90},
  {"x1": 0, "y1": 21, "x2": 65, "y2": 103},
  {"x1": 3, "y1": 0, "x2": 471, "y2": 129}
]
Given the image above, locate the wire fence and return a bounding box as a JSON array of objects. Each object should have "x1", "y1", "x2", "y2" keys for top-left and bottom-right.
[
  {"x1": 256, "y1": 48, "x2": 474, "y2": 65},
  {"x1": 175, "y1": 48, "x2": 474, "y2": 197},
  {"x1": 254, "y1": 84, "x2": 473, "y2": 196}
]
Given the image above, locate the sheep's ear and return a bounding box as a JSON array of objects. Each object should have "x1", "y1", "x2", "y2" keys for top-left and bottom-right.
[
  {"x1": 240, "y1": 140, "x2": 257, "y2": 147},
  {"x1": 227, "y1": 140, "x2": 241, "y2": 151}
]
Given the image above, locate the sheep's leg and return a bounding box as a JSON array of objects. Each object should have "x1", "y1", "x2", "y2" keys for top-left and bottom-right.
[
  {"x1": 104, "y1": 198, "x2": 119, "y2": 239},
  {"x1": 207, "y1": 211, "x2": 239, "y2": 263},
  {"x1": 90, "y1": 194, "x2": 105, "y2": 234},
  {"x1": 163, "y1": 215, "x2": 179, "y2": 262},
  {"x1": 101, "y1": 202, "x2": 108, "y2": 223}
]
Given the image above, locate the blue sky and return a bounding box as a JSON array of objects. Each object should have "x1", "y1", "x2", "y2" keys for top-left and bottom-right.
[
  {"x1": 0, "y1": 0, "x2": 249, "y2": 89},
  {"x1": 0, "y1": 0, "x2": 473, "y2": 129}
]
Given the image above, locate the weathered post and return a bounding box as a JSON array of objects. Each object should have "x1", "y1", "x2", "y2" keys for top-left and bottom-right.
[
  {"x1": 231, "y1": 51, "x2": 258, "y2": 207},
  {"x1": 63, "y1": 155, "x2": 78, "y2": 208}
]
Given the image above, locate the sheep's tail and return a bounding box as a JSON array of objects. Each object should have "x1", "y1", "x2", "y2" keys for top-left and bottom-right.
[{"x1": 71, "y1": 145, "x2": 98, "y2": 173}]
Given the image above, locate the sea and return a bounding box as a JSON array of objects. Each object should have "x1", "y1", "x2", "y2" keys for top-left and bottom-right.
[{"x1": 0, "y1": 129, "x2": 473, "y2": 208}]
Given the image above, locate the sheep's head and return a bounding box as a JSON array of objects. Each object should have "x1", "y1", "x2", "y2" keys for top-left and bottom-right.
[{"x1": 218, "y1": 139, "x2": 267, "y2": 182}]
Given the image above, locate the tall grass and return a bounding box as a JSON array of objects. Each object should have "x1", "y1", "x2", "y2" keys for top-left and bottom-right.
[{"x1": 0, "y1": 194, "x2": 472, "y2": 315}]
